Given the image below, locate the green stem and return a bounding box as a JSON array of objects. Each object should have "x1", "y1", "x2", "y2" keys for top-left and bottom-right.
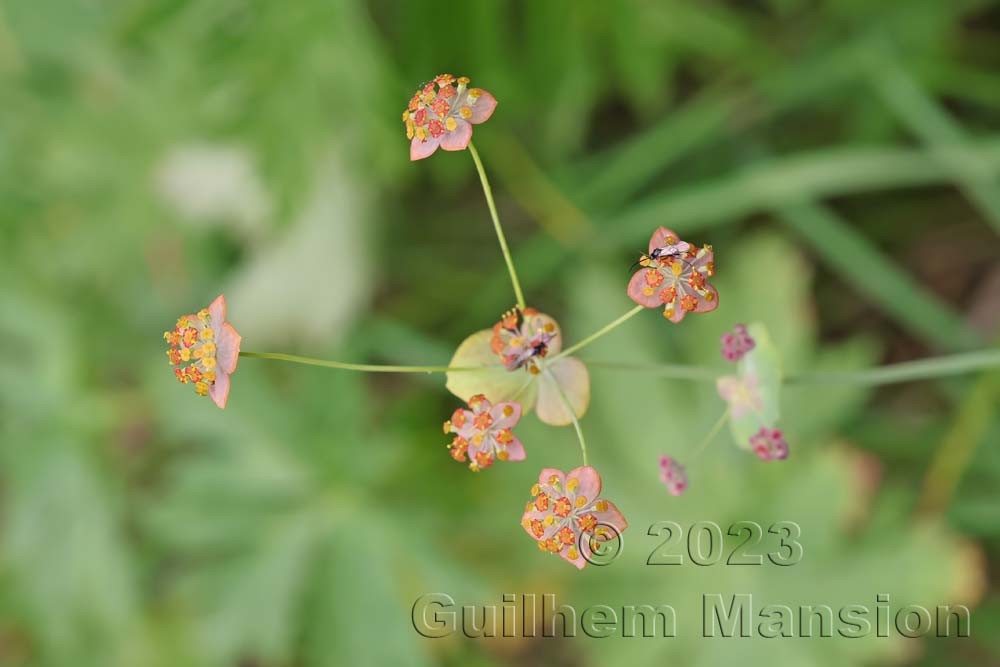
[
  {"x1": 687, "y1": 410, "x2": 729, "y2": 462},
  {"x1": 585, "y1": 360, "x2": 720, "y2": 381},
  {"x1": 918, "y1": 371, "x2": 1000, "y2": 514},
  {"x1": 543, "y1": 367, "x2": 588, "y2": 466},
  {"x1": 468, "y1": 141, "x2": 526, "y2": 310},
  {"x1": 588, "y1": 349, "x2": 1000, "y2": 386},
  {"x1": 786, "y1": 349, "x2": 1000, "y2": 386},
  {"x1": 239, "y1": 351, "x2": 486, "y2": 374},
  {"x1": 551, "y1": 305, "x2": 645, "y2": 361}
]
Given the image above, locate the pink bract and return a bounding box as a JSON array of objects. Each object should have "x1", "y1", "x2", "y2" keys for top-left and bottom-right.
[
  {"x1": 750, "y1": 427, "x2": 789, "y2": 461},
  {"x1": 721, "y1": 323, "x2": 755, "y2": 362},
  {"x1": 164, "y1": 295, "x2": 242, "y2": 409},
  {"x1": 520, "y1": 466, "x2": 627, "y2": 569},
  {"x1": 658, "y1": 456, "x2": 688, "y2": 496},
  {"x1": 444, "y1": 394, "x2": 526, "y2": 471},
  {"x1": 404, "y1": 74, "x2": 497, "y2": 161},
  {"x1": 627, "y1": 227, "x2": 718, "y2": 323}
]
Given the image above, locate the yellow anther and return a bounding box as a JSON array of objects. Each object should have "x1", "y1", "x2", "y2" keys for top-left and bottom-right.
[
  {"x1": 497, "y1": 451, "x2": 509, "y2": 461},
  {"x1": 705, "y1": 291, "x2": 715, "y2": 302},
  {"x1": 566, "y1": 478, "x2": 579, "y2": 493},
  {"x1": 531, "y1": 483, "x2": 540, "y2": 496},
  {"x1": 670, "y1": 261, "x2": 683, "y2": 276},
  {"x1": 197, "y1": 309, "x2": 210, "y2": 321},
  {"x1": 457, "y1": 76, "x2": 470, "y2": 85},
  {"x1": 402, "y1": 110, "x2": 410, "y2": 121},
  {"x1": 665, "y1": 235, "x2": 677, "y2": 244},
  {"x1": 195, "y1": 381, "x2": 209, "y2": 396},
  {"x1": 543, "y1": 515, "x2": 555, "y2": 526},
  {"x1": 176, "y1": 317, "x2": 190, "y2": 328},
  {"x1": 200, "y1": 327, "x2": 214, "y2": 340},
  {"x1": 204, "y1": 371, "x2": 216, "y2": 383},
  {"x1": 548, "y1": 475, "x2": 560, "y2": 486},
  {"x1": 460, "y1": 105, "x2": 472, "y2": 119},
  {"x1": 201, "y1": 342, "x2": 216, "y2": 355},
  {"x1": 469, "y1": 88, "x2": 482, "y2": 99},
  {"x1": 201, "y1": 356, "x2": 217, "y2": 370},
  {"x1": 503, "y1": 405, "x2": 514, "y2": 417},
  {"x1": 472, "y1": 433, "x2": 483, "y2": 445},
  {"x1": 442, "y1": 420, "x2": 451, "y2": 434},
  {"x1": 575, "y1": 496, "x2": 588, "y2": 508},
  {"x1": 595, "y1": 500, "x2": 608, "y2": 512},
  {"x1": 567, "y1": 547, "x2": 579, "y2": 560},
  {"x1": 537, "y1": 541, "x2": 548, "y2": 552},
  {"x1": 445, "y1": 117, "x2": 457, "y2": 132},
  {"x1": 642, "y1": 287, "x2": 654, "y2": 296},
  {"x1": 179, "y1": 348, "x2": 192, "y2": 362},
  {"x1": 663, "y1": 308, "x2": 674, "y2": 319}
]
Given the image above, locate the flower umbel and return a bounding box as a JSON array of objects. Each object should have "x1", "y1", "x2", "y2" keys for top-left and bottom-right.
[
  {"x1": 750, "y1": 427, "x2": 789, "y2": 461},
  {"x1": 716, "y1": 373, "x2": 763, "y2": 419},
  {"x1": 490, "y1": 307, "x2": 557, "y2": 373},
  {"x1": 627, "y1": 227, "x2": 718, "y2": 323},
  {"x1": 164, "y1": 295, "x2": 241, "y2": 409},
  {"x1": 404, "y1": 74, "x2": 498, "y2": 161},
  {"x1": 721, "y1": 323, "x2": 755, "y2": 362},
  {"x1": 520, "y1": 466, "x2": 627, "y2": 569},
  {"x1": 658, "y1": 456, "x2": 688, "y2": 496},
  {"x1": 444, "y1": 394, "x2": 525, "y2": 471}
]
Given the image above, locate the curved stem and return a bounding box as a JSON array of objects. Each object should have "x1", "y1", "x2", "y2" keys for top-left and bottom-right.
[
  {"x1": 468, "y1": 141, "x2": 526, "y2": 310},
  {"x1": 239, "y1": 351, "x2": 488, "y2": 374},
  {"x1": 687, "y1": 410, "x2": 729, "y2": 462},
  {"x1": 543, "y1": 367, "x2": 588, "y2": 466},
  {"x1": 551, "y1": 305, "x2": 645, "y2": 361}
]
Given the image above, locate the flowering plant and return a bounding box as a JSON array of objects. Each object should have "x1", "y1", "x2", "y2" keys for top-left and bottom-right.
[{"x1": 160, "y1": 72, "x2": 993, "y2": 568}]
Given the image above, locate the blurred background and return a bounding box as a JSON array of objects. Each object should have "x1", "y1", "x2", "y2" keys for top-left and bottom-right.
[{"x1": 2, "y1": 0, "x2": 999, "y2": 665}]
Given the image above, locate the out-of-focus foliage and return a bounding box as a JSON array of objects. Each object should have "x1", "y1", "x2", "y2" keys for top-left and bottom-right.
[{"x1": 1, "y1": 1, "x2": 998, "y2": 666}]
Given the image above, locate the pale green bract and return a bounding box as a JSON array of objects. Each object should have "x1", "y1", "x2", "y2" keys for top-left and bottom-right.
[
  {"x1": 445, "y1": 320, "x2": 591, "y2": 427},
  {"x1": 727, "y1": 321, "x2": 783, "y2": 450}
]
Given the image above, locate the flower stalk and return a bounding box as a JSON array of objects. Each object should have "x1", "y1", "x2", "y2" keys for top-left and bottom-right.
[
  {"x1": 551, "y1": 305, "x2": 645, "y2": 361},
  {"x1": 239, "y1": 351, "x2": 489, "y2": 374},
  {"x1": 543, "y1": 367, "x2": 589, "y2": 466},
  {"x1": 469, "y1": 141, "x2": 526, "y2": 310}
]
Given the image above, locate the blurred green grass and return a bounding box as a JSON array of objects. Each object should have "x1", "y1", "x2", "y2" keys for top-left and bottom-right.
[{"x1": 1, "y1": 1, "x2": 999, "y2": 666}]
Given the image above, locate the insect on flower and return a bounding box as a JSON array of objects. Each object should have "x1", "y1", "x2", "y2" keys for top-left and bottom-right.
[
  {"x1": 403, "y1": 74, "x2": 498, "y2": 161},
  {"x1": 628, "y1": 239, "x2": 692, "y2": 274},
  {"x1": 491, "y1": 307, "x2": 558, "y2": 373},
  {"x1": 443, "y1": 395, "x2": 526, "y2": 471},
  {"x1": 520, "y1": 467, "x2": 627, "y2": 569},
  {"x1": 447, "y1": 308, "x2": 591, "y2": 427},
  {"x1": 164, "y1": 295, "x2": 241, "y2": 409},
  {"x1": 627, "y1": 227, "x2": 718, "y2": 323}
]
